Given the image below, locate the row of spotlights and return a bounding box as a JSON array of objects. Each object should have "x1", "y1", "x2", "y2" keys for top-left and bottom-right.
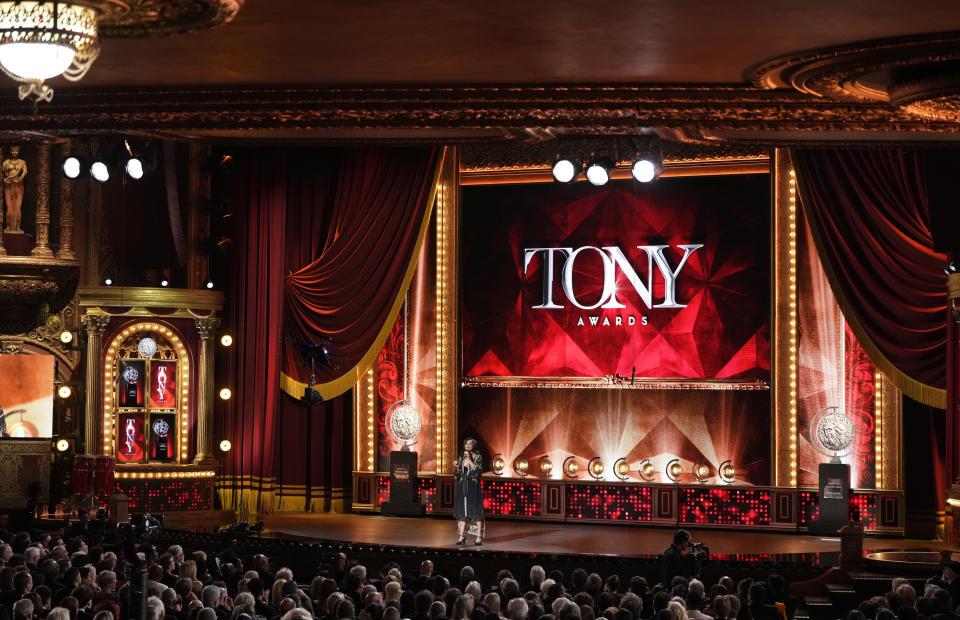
[
  {"x1": 553, "y1": 153, "x2": 662, "y2": 186},
  {"x1": 491, "y1": 454, "x2": 736, "y2": 483},
  {"x1": 59, "y1": 329, "x2": 232, "y2": 348},
  {"x1": 102, "y1": 277, "x2": 214, "y2": 289},
  {"x1": 63, "y1": 156, "x2": 144, "y2": 182}
]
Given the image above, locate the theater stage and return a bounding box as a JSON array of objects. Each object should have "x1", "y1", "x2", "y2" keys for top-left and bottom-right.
[{"x1": 262, "y1": 513, "x2": 949, "y2": 560}]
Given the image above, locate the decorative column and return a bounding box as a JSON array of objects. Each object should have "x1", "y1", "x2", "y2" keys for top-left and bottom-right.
[
  {"x1": 31, "y1": 143, "x2": 53, "y2": 258},
  {"x1": 84, "y1": 152, "x2": 103, "y2": 286},
  {"x1": 81, "y1": 314, "x2": 110, "y2": 455},
  {"x1": 435, "y1": 147, "x2": 458, "y2": 475},
  {"x1": 0, "y1": 147, "x2": 5, "y2": 257},
  {"x1": 56, "y1": 157, "x2": 76, "y2": 260},
  {"x1": 194, "y1": 316, "x2": 221, "y2": 466}
]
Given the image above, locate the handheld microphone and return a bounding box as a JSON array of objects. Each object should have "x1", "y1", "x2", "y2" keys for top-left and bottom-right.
[{"x1": 631, "y1": 366, "x2": 636, "y2": 385}]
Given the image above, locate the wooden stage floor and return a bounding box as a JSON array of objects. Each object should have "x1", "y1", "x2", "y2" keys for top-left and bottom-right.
[{"x1": 262, "y1": 513, "x2": 948, "y2": 559}]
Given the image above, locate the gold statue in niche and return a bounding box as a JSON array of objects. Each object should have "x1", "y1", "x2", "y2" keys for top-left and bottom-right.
[{"x1": 2, "y1": 146, "x2": 26, "y2": 233}]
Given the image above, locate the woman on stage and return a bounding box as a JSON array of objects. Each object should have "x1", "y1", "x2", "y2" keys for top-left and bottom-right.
[{"x1": 454, "y1": 437, "x2": 485, "y2": 545}]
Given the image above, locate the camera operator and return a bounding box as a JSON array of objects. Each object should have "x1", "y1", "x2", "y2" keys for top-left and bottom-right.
[{"x1": 661, "y1": 529, "x2": 697, "y2": 586}]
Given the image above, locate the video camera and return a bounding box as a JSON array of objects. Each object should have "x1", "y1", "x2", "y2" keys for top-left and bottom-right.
[
  {"x1": 119, "y1": 513, "x2": 163, "y2": 542},
  {"x1": 219, "y1": 520, "x2": 264, "y2": 543},
  {"x1": 689, "y1": 541, "x2": 710, "y2": 560}
]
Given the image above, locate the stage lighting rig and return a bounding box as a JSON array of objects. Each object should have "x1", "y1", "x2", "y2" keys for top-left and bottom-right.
[
  {"x1": 537, "y1": 456, "x2": 553, "y2": 477},
  {"x1": 512, "y1": 456, "x2": 529, "y2": 477},
  {"x1": 719, "y1": 460, "x2": 736, "y2": 484},
  {"x1": 219, "y1": 439, "x2": 232, "y2": 453},
  {"x1": 552, "y1": 157, "x2": 579, "y2": 183},
  {"x1": 694, "y1": 464, "x2": 711, "y2": 483},
  {"x1": 666, "y1": 458, "x2": 682, "y2": 483},
  {"x1": 90, "y1": 159, "x2": 109, "y2": 183},
  {"x1": 585, "y1": 156, "x2": 614, "y2": 186},
  {"x1": 490, "y1": 454, "x2": 505, "y2": 476},
  {"x1": 59, "y1": 328, "x2": 84, "y2": 350},
  {"x1": 299, "y1": 341, "x2": 334, "y2": 405},
  {"x1": 638, "y1": 459, "x2": 656, "y2": 482},
  {"x1": 613, "y1": 458, "x2": 630, "y2": 481},
  {"x1": 587, "y1": 457, "x2": 605, "y2": 480},
  {"x1": 563, "y1": 456, "x2": 579, "y2": 479},
  {"x1": 62, "y1": 155, "x2": 81, "y2": 179},
  {"x1": 630, "y1": 138, "x2": 663, "y2": 183}
]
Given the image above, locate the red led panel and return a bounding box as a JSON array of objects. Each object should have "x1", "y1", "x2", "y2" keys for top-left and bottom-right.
[
  {"x1": 679, "y1": 487, "x2": 771, "y2": 526},
  {"x1": 799, "y1": 490, "x2": 876, "y2": 529},
  {"x1": 115, "y1": 478, "x2": 212, "y2": 511},
  {"x1": 566, "y1": 484, "x2": 653, "y2": 521},
  {"x1": 480, "y1": 479, "x2": 542, "y2": 516}
]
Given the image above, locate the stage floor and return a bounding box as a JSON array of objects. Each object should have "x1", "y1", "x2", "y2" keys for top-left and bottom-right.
[{"x1": 263, "y1": 513, "x2": 949, "y2": 559}]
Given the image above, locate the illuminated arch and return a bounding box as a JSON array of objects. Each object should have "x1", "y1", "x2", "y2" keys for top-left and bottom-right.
[{"x1": 102, "y1": 321, "x2": 191, "y2": 462}]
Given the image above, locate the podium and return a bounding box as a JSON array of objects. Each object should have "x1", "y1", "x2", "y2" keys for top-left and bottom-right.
[
  {"x1": 380, "y1": 451, "x2": 425, "y2": 517},
  {"x1": 808, "y1": 462, "x2": 850, "y2": 535}
]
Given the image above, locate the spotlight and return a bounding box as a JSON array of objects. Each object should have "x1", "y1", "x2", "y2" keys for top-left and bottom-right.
[
  {"x1": 512, "y1": 456, "x2": 529, "y2": 477},
  {"x1": 103, "y1": 277, "x2": 113, "y2": 286},
  {"x1": 125, "y1": 157, "x2": 144, "y2": 180},
  {"x1": 694, "y1": 464, "x2": 711, "y2": 483},
  {"x1": 585, "y1": 156, "x2": 614, "y2": 187},
  {"x1": 588, "y1": 457, "x2": 604, "y2": 480},
  {"x1": 90, "y1": 160, "x2": 110, "y2": 183},
  {"x1": 57, "y1": 385, "x2": 72, "y2": 399},
  {"x1": 631, "y1": 152, "x2": 662, "y2": 183},
  {"x1": 552, "y1": 157, "x2": 579, "y2": 183},
  {"x1": 219, "y1": 439, "x2": 232, "y2": 453},
  {"x1": 55, "y1": 438, "x2": 70, "y2": 452},
  {"x1": 220, "y1": 334, "x2": 233, "y2": 347},
  {"x1": 537, "y1": 456, "x2": 553, "y2": 477},
  {"x1": 666, "y1": 458, "x2": 682, "y2": 483},
  {"x1": 562, "y1": 456, "x2": 579, "y2": 479},
  {"x1": 719, "y1": 460, "x2": 736, "y2": 484},
  {"x1": 218, "y1": 388, "x2": 232, "y2": 401},
  {"x1": 638, "y1": 459, "x2": 656, "y2": 482},
  {"x1": 205, "y1": 280, "x2": 214, "y2": 289},
  {"x1": 160, "y1": 279, "x2": 169, "y2": 287},
  {"x1": 613, "y1": 458, "x2": 630, "y2": 481},
  {"x1": 62, "y1": 156, "x2": 81, "y2": 179},
  {"x1": 59, "y1": 330, "x2": 73, "y2": 345},
  {"x1": 491, "y1": 453, "x2": 505, "y2": 476},
  {"x1": 945, "y1": 261, "x2": 960, "y2": 275}
]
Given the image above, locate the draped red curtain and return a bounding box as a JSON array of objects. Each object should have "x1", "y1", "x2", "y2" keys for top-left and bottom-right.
[
  {"x1": 281, "y1": 147, "x2": 441, "y2": 399},
  {"x1": 792, "y1": 149, "x2": 948, "y2": 407},
  {"x1": 217, "y1": 147, "x2": 440, "y2": 516}
]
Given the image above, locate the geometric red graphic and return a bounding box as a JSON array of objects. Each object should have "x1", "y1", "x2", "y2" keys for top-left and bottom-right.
[{"x1": 462, "y1": 176, "x2": 770, "y2": 379}]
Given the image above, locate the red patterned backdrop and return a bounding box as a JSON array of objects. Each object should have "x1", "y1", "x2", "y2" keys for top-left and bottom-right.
[{"x1": 461, "y1": 176, "x2": 770, "y2": 379}]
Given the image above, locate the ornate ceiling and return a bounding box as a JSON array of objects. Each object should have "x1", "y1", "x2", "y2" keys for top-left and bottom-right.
[{"x1": 6, "y1": 1, "x2": 960, "y2": 144}]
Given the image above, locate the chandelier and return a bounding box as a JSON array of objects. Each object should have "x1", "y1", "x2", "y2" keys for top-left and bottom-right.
[{"x1": 0, "y1": 1, "x2": 99, "y2": 102}]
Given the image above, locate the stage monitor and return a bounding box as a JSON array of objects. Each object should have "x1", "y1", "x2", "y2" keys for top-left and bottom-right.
[
  {"x1": 0, "y1": 354, "x2": 54, "y2": 438},
  {"x1": 461, "y1": 175, "x2": 770, "y2": 380}
]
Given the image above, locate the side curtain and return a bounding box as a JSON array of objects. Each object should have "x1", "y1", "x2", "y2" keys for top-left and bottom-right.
[
  {"x1": 217, "y1": 150, "x2": 288, "y2": 518},
  {"x1": 217, "y1": 147, "x2": 440, "y2": 517},
  {"x1": 792, "y1": 149, "x2": 947, "y2": 407},
  {"x1": 280, "y1": 147, "x2": 442, "y2": 400}
]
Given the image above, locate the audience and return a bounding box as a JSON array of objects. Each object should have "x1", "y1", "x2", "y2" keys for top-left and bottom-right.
[{"x1": 0, "y1": 520, "x2": 950, "y2": 620}]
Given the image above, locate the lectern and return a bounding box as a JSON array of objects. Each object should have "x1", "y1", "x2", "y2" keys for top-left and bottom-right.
[{"x1": 380, "y1": 450, "x2": 425, "y2": 516}]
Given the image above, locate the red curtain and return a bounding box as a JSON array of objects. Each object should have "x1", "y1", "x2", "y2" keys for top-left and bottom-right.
[
  {"x1": 217, "y1": 147, "x2": 439, "y2": 516},
  {"x1": 281, "y1": 147, "x2": 441, "y2": 399},
  {"x1": 792, "y1": 149, "x2": 947, "y2": 407}
]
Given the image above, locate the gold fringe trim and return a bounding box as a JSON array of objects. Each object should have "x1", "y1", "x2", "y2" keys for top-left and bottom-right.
[
  {"x1": 280, "y1": 147, "x2": 446, "y2": 401},
  {"x1": 218, "y1": 478, "x2": 351, "y2": 517},
  {"x1": 793, "y1": 155, "x2": 947, "y2": 409}
]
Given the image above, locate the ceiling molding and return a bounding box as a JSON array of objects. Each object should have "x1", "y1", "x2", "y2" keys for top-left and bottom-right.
[{"x1": 2, "y1": 84, "x2": 957, "y2": 141}]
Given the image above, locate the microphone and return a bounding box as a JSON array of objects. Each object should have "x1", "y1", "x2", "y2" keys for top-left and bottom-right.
[{"x1": 631, "y1": 366, "x2": 636, "y2": 385}]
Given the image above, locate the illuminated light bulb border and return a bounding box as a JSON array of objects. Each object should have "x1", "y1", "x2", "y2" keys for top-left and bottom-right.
[
  {"x1": 787, "y1": 168, "x2": 798, "y2": 487},
  {"x1": 875, "y1": 369, "x2": 883, "y2": 489},
  {"x1": 102, "y1": 321, "x2": 190, "y2": 463}
]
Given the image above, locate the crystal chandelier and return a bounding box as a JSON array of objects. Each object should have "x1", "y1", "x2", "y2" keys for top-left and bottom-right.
[{"x1": 0, "y1": 1, "x2": 99, "y2": 102}]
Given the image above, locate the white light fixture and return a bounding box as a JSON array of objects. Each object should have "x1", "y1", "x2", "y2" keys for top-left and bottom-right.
[
  {"x1": 160, "y1": 279, "x2": 168, "y2": 287},
  {"x1": 125, "y1": 157, "x2": 143, "y2": 180},
  {"x1": 631, "y1": 158, "x2": 659, "y2": 183},
  {"x1": 552, "y1": 157, "x2": 578, "y2": 183},
  {"x1": 585, "y1": 156, "x2": 613, "y2": 186},
  {"x1": 103, "y1": 276, "x2": 112, "y2": 286},
  {"x1": 205, "y1": 280, "x2": 214, "y2": 289},
  {"x1": 0, "y1": 1, "x2": 101, "y2": 102},
  {"x1": 62, "y1": 155, "x2": 80, "y2": 179},
  {"x1": 90, "y1": 160, "x2": 109, "y2": 183}
]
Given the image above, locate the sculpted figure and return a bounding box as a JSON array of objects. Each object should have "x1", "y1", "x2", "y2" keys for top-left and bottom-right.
[{"x1": 2, "y1": 146, "x2": 26, "y2": 233}]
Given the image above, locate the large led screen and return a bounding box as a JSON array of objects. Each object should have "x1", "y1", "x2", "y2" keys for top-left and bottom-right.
[
  {"x1": 0, "y1": 354, "x2": 54, "y2": 438},
  {"x1": 461, "y1": 176, "x2": 770, "y2": 379}
]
